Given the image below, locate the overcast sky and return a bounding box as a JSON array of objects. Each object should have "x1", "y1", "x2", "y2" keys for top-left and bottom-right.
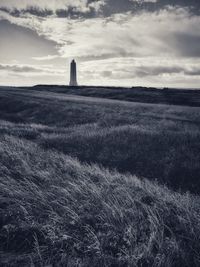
[{"x1": 0, "y1": 0, "x2": 200, "y2": 88}]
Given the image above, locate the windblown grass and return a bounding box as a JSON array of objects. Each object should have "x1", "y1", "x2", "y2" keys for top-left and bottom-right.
[
  {"x1": 0, "y1": 135, "x2": 200, "y2": 266},
  {"x1": 0, "y1": 87, "x2": 200, "y2": 266},
  {"x1": 0, "y1": 87, "x2": 200, "y2": 193}
]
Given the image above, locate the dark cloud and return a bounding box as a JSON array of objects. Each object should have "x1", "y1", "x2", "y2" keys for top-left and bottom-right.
[
  {"x1": 102, "y1": 70, "x2": 112, "y2": 77},
  {"x1": 0, "y1": 0, "x2": 155, "y2": 18},
  {"x1": 0, "y1": 0, "x2": 105, "y2": 19},
  {"x1": 135, "y1": 66, "x2": 183, "y2": 77},
  {"x1": 113, "y1": 65, "x2": 200, "y2": 79},
  {"x1": 0, "y1": 7, "x2": 53, "y2": 17},
  {"x1": 77, "y1": 53, "x2": 136, "y2": 62},
  {"x1": 1, "y1": 0, "x2": 200, "y2": 19},
  {"x1": 55, "y1": 8, "x2": 96, "y2": 19},
  {"x1": 158, "y1": 0, "x2": 200, "y2": 13},
  {"x1": 185, "y1": 69, "x2": 200, "y2": 76},
  {"x1": 171, "y1": 33, "x2": 200, "y2": 58},
  {"x1": 0, "y1": 64, "x2": 42, "y2": 73},
  {"x1": 0, "y1": 6, "x2": 98, "y2": 19},
  {"x1": 135, "y1": 65, "x2": 200, "y2": 77},
  {"x1": 102, "y1": 0, "x2": 200, "y2": 17},
  {"x1": 0, "y1": 20, "x2": 58, "y2": 61}
]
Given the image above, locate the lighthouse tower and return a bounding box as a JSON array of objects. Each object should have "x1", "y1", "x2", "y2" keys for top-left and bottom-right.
[{"x1": 69, "y1": 59, "x2": 78, "y2": 86}]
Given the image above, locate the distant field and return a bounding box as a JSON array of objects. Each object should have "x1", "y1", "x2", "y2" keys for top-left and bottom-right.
[
  {"x1": 30, "y1": 85, "x2": 200, "y2": 107},
  {"x1": 0, "y1": 86, "x2": 200, "y2": 266}
]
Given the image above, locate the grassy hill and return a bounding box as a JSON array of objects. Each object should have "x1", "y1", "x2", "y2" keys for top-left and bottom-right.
[
  {"x1": 0, "y1": 86, "x2": 200, "y2": 266},
  {"x1": 30, "y1": 85, "x2": 200, "y2": 107}
]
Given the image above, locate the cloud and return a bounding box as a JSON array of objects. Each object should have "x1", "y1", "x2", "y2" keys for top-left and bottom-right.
[
  {"x1": 78, "y1": 56, "x2": 200, "y2": 88},
  {"x1": 0, "y1": 0, "x2": 200, "y2": 19},
  {"x1": 134, "y1": 65, "x2": 200, "y2": 77},
  {"x1": 0, "y1": 19, "x2": 59, "y2": 63},
  {"x1": 0, "y1": 63, "x2": 65, "y2": 75},
  {"x1": 5, "y1": 6, "x2": 198, "y2": 61},
  {"x1": 101, "y1": 0, "x2": 200, "y2": 17},
  {"x1": 0, "y1": 0, "x2": 105, "y2": 18},
  {"x1": 32, "y1": 55, "x2": 60, "y2": 61},
  {"x1": 0, "y1": 0, "x2": 87, "y2": 11},
  {"x1": 48, "y1": 7, "x2": 200, "y2": 60},
  {"x1": 0, "y1": 64, "x2": 39, "y2": 72},
  {"x1": 0, "y1": 4, "x2": 200, "y2": 88},
  {"x1": 170, "y1": 33, "x2": 200, "y2": 58},
  {"x1": 102, "y1": 70, "x2": 112, "y2": 77}
]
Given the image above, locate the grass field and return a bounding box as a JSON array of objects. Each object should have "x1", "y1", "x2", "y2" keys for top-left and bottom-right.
[
  {"x1": 0, "y1": 86, "x2": 200, "y2": 266},
  {"x1": 31, "y1": 85, "x2": 200, "y2": 107}
]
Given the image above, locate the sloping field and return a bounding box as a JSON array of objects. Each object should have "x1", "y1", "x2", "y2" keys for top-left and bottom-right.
[
  {"x1": 0, "y1": 87, "x2": 200, "y2": 193},
  {"x1": 0, "y1": 87, "x2": 200, "y2": 266}
]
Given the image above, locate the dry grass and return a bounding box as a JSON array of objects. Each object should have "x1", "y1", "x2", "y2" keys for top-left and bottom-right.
[
  {"x1": 0, "y1": 135, "x2": 200, "y2": 266},
  {"x1": 0, "y1": 87, "x2": 200, "y2": 266},
  {"x1": 0, "y1": 87, "x2": 200, "y2": 193}
]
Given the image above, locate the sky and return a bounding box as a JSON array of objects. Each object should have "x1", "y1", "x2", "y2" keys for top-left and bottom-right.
[{"x1": 0, "y1": 0, "x2": 200, "y2": 88}]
